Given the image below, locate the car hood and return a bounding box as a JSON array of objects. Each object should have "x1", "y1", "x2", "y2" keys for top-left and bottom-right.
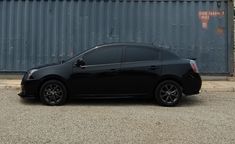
[{"x1": 29, "y1": 62, "x2": 61, "y2": 71}]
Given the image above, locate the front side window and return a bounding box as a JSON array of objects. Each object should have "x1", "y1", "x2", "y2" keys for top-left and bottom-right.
[
  {"x1": 82, "y1": 46, "x2": 122, "y2": 65},
  {"x1": 124, "y1": 46, "x2": 159, "y2": 62}
]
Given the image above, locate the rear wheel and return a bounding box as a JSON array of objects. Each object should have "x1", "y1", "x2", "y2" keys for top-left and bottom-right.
[
  {"x1": 155, "y1": 80, "x2": 182, "y2": 106},
  {"x1": 40, "y1": 80, "x2": 67, "y2": 106}
]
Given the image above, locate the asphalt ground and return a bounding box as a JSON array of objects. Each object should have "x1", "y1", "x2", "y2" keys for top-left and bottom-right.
[{"x1": 0, "y1": 89, "x2": 235, "y2": 144}]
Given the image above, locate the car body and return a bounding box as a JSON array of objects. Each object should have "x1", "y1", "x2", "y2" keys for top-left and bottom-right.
[{"x1": 18, "y1": 43, "x2": 201, "y2": 106}]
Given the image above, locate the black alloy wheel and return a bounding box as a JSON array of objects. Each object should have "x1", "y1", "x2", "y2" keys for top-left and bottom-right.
[
  {"x1": 155, "y1": 80, "x2": 182, "y2": 106},
  {"x1": 40, "y1": 80, "x2": 67, "y2": 106}
]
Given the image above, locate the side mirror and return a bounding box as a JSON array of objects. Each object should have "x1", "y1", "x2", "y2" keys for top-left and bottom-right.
[{"x1": 76, "y1": 59, "x2": 85, "y2": 67}]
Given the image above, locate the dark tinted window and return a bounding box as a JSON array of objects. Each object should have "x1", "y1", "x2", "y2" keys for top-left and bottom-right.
[
  {"x1": 83, "y1": 46, "x2": 122, "y2": 65},
  {"x1": 161, "y1": 50, "x2": 179, "y2": 60},
  {"x1": 124, "y1": 46, "x2": 158, "y2": 62}
]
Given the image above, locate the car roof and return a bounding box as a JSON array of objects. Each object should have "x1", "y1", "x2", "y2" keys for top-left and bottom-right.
[{"x1": 96, "y1": 42, "x2": 156, "y2": 49}]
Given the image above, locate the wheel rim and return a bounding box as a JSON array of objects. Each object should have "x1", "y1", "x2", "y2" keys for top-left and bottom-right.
[
  {"x1": 43, "y1": 83, "x2": 64, "y2": 105},
  {"x1": 159, "y1": 83, "x2": 179, "y2": 104}
]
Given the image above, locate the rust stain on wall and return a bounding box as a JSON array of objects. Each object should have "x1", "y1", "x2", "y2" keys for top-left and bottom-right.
[
  {"x1": 198, "y1": 11, "x2": 224, "y2": 29},
  {"x1": 216, "y1": 26, "x2": 224, "y2": 35}
]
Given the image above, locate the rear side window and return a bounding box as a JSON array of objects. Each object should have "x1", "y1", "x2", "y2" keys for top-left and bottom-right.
[
  {"x1": 124, "y1": 46, "x2": 159, "y2": 62},
  {"x1": 83, "y1": 46, "x2": 122, "y2": 65},
  {"x1": 161, "y1": 50, "x2": 179, "y2": 60}
]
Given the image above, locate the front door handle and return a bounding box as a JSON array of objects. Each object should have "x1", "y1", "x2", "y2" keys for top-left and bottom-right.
[{"x1": 80, "y1": 65, "x2": 87, "y2": 69}]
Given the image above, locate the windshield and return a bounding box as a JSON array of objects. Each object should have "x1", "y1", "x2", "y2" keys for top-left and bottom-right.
[
  {"x1": 62, "y1": 52, "x2": 83, "y2": 63},
  {"x1": 62, "y1": 47, "x2": 96, "y2": 63}
]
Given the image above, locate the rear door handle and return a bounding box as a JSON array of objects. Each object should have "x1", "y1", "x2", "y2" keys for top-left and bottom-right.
[
  {"x1": 110, "y1": 68, "x2": 117, "y2": 71},
  {"x1": 149, "y1": 65, "x2": 158, "y2": 70}
]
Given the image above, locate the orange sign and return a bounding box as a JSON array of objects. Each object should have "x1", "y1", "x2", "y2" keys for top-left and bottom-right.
[{"x1": 198, "y1": 11, "x2": 224, "y2": 29}]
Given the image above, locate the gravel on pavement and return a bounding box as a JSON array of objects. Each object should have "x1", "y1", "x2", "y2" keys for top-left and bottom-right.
[{"x1": 0, "y1": 88, "x2": 235, "y2": 144}]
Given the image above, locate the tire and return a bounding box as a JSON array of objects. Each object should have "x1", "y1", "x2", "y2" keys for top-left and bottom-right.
[
  {"x1": 155, "y1": 80, "x2": 182, "y2": 106},
  {"x1": 40, "y1": 80, "x2": 67, "y2": 106}
]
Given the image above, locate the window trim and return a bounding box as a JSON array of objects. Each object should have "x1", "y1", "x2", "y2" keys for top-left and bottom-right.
[
  {"x1": 121, "y1": 59, "x2": 160, "y2": 65},
  {"x1": 78, "y1": 62, "x2": 121, "y2": 68}
]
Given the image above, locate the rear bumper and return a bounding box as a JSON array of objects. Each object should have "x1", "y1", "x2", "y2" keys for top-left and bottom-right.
[{"x1": 182, "y1": 72, "x2": 202, "y2": 95}]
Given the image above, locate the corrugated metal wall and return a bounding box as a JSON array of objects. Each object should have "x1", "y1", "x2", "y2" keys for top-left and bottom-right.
[{"x1": 0, "y1": 0, "x2": 233, "y2": 74}]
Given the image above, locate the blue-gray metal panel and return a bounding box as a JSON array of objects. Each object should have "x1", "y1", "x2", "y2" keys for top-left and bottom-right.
[
  {"x1": 0, "y1": 0, "x2": 233, "y2": 74},
  {"x1": 227, "y1": 0, "x2": 234, "y2": 75}
]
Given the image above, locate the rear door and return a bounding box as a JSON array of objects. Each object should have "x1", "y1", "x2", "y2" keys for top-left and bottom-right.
[{"x1": 120, "y1": 46, "x2": 161, "y2": 96}]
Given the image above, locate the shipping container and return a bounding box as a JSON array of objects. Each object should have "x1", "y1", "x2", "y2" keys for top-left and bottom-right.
[{"x1": 0, "y1": 0, "x2": 233, "y2": 74}]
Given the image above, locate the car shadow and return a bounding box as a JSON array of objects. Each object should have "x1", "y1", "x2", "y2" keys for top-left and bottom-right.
[
  {"x1": 19, "y1": 95, "x2": 202, "y2": 107},
  {"x1": 178, "y1": 96, "x2": 203, "y2": 107},
  {"x1": 19, "y1": 98, "x2": 41, "y2": 105},
  {"x1": 66, "y1": 98, "x2": 155, "y2": 106}
]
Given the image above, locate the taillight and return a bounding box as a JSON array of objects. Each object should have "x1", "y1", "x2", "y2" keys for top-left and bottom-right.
[{"x1": 190, "y1": 60, "x2": 199, "y2": 73}]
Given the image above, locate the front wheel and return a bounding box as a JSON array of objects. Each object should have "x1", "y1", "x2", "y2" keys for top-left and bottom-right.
[
  {"x1": 155, "y1": 80, "x2": 182, "y2": 106},
  {"x1": 40, "y1": 80, "x2": 67, "y2": 106}
]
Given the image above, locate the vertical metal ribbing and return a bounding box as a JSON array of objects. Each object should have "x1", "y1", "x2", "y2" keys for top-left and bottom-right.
[{"x1": 0, "y1": 0, "x2": 232, "y2": 74}]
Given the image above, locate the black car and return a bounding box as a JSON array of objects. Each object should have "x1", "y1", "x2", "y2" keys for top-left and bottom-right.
[{"x1": 19, "y1": 43, "x2": 201, "y2": 106}]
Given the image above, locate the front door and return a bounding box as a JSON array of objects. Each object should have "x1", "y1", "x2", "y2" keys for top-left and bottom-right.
[{"x1": 71, "y1": 46, "x2": 123, "y2": 97}]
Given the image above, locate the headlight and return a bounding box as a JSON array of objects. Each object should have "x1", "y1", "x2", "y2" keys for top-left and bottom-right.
[{"x1": 26, "y1": 69, "x2": 37, "y2": 80}]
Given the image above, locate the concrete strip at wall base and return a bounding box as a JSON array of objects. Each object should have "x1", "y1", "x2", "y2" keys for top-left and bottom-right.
[
  {"x1": 201, "y1": 81, "x2": 235, "y2": 92},
  {"x1": 0, "y1": 74, "x2": 23, "y2": 79},
  {"x1": 0, "y1": 79, "x2": 21, "y2": 90}
]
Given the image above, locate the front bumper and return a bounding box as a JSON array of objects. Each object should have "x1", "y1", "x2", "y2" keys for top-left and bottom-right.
[
  {"x1": 18, "y1": 92, "x2": 37, "y2": 99},
  {"x1": 18, "y1": 79, "x2": 40, "y2": 99}
]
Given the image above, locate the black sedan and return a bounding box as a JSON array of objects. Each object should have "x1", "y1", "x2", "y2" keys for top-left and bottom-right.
[{"x1": 19, "y1": 43, "x2": 201, "y2": 106}]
